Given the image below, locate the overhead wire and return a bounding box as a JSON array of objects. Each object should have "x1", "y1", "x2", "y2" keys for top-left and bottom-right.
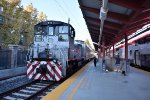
[
  {"x1": 61, "y1": 0, "x2": 83, "y2": 28},
  {"x1": 60, "y1": 0, "x2": 94, "y2": 49},
  {"x1": 53, "y1": 0, "x2": 94, "y2": 49},
  {"x1": 54, "y1": 0, "x2": 70, "y2": 19},
  {"x1": 54, "y1": 0, "x2": 83, "y2": 33},
  {"x1": 52, "y1": 0, "x2": 68, "y2": 21}
]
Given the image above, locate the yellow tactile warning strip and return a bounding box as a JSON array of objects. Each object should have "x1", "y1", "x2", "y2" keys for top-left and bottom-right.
[
  {"x1": 133, "y1": 67, "x2": 150, "y2": 75},
  {"x1": 67, "y1": 75, "x2": 87, "y2": 100},
  {"x1": 42, "y1": 61, "x2": 92, "y2": 100}
]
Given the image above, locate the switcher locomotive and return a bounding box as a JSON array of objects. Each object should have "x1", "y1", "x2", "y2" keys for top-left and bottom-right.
[{"x1": 27, "y1": 21, "x2": 92, "y2": 81}]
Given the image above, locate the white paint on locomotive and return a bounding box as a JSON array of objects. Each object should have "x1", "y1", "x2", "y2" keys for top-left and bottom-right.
[{"x1": 27, "y1": 21, "x2": 94, "y2": 81}]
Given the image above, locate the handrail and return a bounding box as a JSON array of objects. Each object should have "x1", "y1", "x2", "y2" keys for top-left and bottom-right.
[
  {"x1": 57, "y1": 45, "x2": 66, "y2": 70},
  {"x1": 57, "y1": 46, "x2": 64, "y2": 57}
]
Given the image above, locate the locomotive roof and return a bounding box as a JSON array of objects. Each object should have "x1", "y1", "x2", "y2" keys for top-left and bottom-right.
[{"x1": 35, "y1": 20, "x2": 75, "y2": 30}]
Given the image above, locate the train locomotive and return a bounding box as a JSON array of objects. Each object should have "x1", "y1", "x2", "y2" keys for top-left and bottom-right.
[{"x1": 27, "y1": 20, "x2": 93, "y2": 81}]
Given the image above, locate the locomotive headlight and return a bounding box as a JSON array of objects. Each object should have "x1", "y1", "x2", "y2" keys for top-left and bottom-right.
[
  {"x1": 53, "y1": 58, "x2": 58, "y2": 63},
  {"x1": 53, "y1": 59, "x2": 57, "y2": 63}
]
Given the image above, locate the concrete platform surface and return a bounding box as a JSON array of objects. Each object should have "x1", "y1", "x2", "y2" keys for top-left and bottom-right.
[
  {"x1": 0, "y1": 67, "x2": 27, "y2": 80},
  {"x1": 43, "y1": 60, "x2": 150, "y2": 100}
]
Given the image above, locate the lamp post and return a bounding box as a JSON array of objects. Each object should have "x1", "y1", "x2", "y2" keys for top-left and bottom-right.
[
  {"x1": 0, "y1": 7, "x2": 4, "y2": 48},
  {"x1": 19, "y1": 32, "x2": 23, "y2": 45},
  {"x1": 0, "y1": 15, "x2": 4, "y2": 25},
  {"x1": 19, "y1": 30, "x2": 28, "y2": 46},
  {"x1": 0, "y1": 6, "x2": 4, "y2": 25}
]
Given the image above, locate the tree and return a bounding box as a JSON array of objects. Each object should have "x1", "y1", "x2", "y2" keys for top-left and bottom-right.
[
  {"x1": 0, "y1": 1, "x2": 46, "y2": 47},
  {"x1": 5, "y1": 0, "x2": 20, "y2": 3},
  {"x1": 22, "y1": 3, "x2": 38, "y2": 46},
  {"x1": 0, "y1": 0, "x2": 22, "y2": 47},
  {"x1": 38, "y1": 11, "x2": 47, "y2": 22}
]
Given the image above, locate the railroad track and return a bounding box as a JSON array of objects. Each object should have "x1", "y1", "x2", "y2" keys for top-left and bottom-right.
[
  {"x1": 0, "y1": 80, "x2": 61, "y2": 100},
  {"x1": 0, "y1": 61, "x2": 90, "y2": 100}
]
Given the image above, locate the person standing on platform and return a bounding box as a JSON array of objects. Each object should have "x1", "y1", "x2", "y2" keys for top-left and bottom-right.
[
  {"x1": 102, "y1": 58, "x2": 105, "y2": 66},
  {"x1": 115, "y1": 53, "x2": 120, "y2": 72},
  {"x1": 94, "y1": 57, "x2": 97, "y2": 67}
]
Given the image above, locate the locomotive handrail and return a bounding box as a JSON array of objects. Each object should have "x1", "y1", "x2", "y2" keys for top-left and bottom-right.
[
  {"x1": 57, "y1": 46, "x2": 66, "y2": 69},
  {"x1": 27, "y1": 44, "x2": 34, "y2": 60},
  {"x1": 58, "y1": 47, "x2": 64, "y2": 56}
]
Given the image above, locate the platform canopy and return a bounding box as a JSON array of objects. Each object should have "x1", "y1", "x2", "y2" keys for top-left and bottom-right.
[{"x1": 78, "y1": 0, "x2": 150, "y2": 50}]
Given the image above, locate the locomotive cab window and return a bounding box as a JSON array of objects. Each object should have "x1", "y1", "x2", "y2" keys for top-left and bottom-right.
[
  {"x1": 58, "y1": 26, "x2": 69, "y2": 41},
  {"x1": 35, "y1": 26, "x2": 54, "y2": 35},
  {"x1": 58, "y1": 34, "x2": 68, "y2": 41},
  {"x1": 70, "y1": 30, "x2": 75, "y2": 38},
  {"x1": 68, "y1": 27, "x2": 75, "y2": 38},
  {"x1": 59, "y1": 26, "x2": 69, "y2": 33},
  {"x1": 48, "y1": 27, "x2": 54, "y2": 35},
  {"x1": 35, "y1": 26, "x2": 42, "y2": 34}
]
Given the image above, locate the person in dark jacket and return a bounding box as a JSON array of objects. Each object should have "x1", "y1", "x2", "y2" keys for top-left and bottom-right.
[{"x1": 94, "y1": 57, "x2": 97, "y2": 67}]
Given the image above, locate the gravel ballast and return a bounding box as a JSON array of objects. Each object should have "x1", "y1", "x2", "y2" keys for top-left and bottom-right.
[{"x1": 0, "y1": 75, "x2": 31, "y2": 93}]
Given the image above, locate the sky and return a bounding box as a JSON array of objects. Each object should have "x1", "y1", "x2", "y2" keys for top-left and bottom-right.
[{"x1": 21, "y1": 0, "x2": 94, "y2": 49}]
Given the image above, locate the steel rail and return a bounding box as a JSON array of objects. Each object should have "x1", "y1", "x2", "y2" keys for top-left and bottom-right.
[{"x1": 0, "y1": 80, "x2": 38, "y2": 98}]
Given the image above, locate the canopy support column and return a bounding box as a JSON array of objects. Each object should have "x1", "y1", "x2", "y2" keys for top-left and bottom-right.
[
  {"x1": 125, "y1": 33, "x2": 128, "y2": 74},
  {"x1": 113, "y1": 44, "x2": 115, "y2": 58}
]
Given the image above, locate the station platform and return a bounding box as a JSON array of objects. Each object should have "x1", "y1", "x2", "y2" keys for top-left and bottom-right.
[
  {"x1": 43, "y1": 59, "x2": 150, "y2": 100},
  {"x1": 0, "y1": 67, "x2": 26, "y2": 80}
]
